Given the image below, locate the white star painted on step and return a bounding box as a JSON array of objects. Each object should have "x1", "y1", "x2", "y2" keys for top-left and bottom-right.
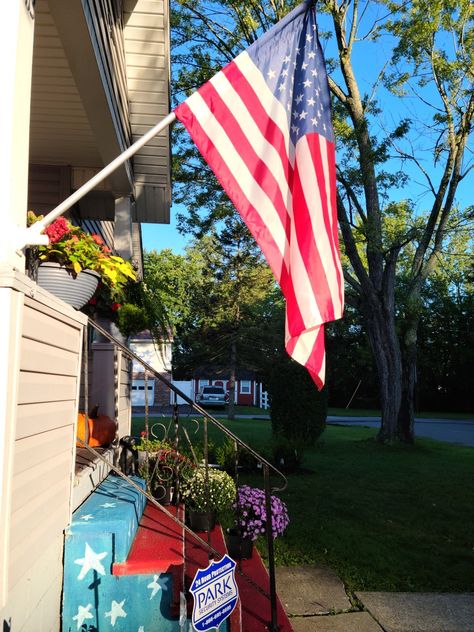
[
  {"x1": 138, "y1": 627, "x2": 145, "y2": 632},
  {"x1": 105, "y1": 600, "x2": 127, "y2": 626},
  {"x1": 147, "y1": 575, "x2": 161, "y2": 600},
  {"x1": 100, "y1": 502, "x2": 117, "y2": 508},
  {"x1": 79, "y1": 514, "x2": 94, "y2": 521},
  {"x1": 72, "y1": 604, "x2": 94, "y2": 629},
  {"x1": 74, "y1": 543, "x2": 107, "y2": 580}
]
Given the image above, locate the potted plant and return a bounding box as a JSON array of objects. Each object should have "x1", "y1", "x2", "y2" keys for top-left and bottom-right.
[
  {"x1": 227, "y1": 485, "x2": 289, "y2": 559},
  {"x1": 181, "y1": 468, "x2": 236, "y2": 532},
  {"x1": 27, "y1": 212, "x2": 136, "y2": 309}
]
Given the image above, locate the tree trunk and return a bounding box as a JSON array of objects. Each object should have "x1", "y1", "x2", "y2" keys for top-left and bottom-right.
[
  {"x1": 227, "y1": 336, "x2": 237, "y2": 420},
  {"x1": 364, "y1": 301, "x2": 403, "y2": 443},
  {"x1": 397, "y1": 317, "x2": 420, "y2": 443}
]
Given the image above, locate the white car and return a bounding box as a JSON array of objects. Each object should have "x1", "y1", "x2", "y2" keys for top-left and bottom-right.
[{"x1": 196, "y1": 385, "x2": 228, "y2": 408}]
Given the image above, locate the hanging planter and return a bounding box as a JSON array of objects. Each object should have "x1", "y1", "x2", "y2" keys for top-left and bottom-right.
[
  {"x1": 37, "y1": 262, "x2": 100, "y2": 309},
  {"x1": 28, "y1": 212, "x2": 136, "y2": 310}
]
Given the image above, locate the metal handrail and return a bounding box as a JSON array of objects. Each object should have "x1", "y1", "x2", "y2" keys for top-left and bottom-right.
[
  {"x1": 89, "y1": 319, "x2": 288, "y2": 492},
  {"x1": 86, "y1": 318, "x2": 287, "y2": 631}
]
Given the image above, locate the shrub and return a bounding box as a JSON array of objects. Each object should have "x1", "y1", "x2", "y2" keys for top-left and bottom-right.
[{"x1": 267, "y1": 354, "x2": 327, "y2": 445}]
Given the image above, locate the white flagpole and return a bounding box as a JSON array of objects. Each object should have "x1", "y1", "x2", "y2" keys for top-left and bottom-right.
[{"x1": 16, "y1": 112, "x2": 176, "y2": 252}]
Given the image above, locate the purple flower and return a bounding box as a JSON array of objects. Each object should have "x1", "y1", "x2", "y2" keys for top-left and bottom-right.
[{"x1": 233, "y1": 485, "x2": 289, "y2": 541}]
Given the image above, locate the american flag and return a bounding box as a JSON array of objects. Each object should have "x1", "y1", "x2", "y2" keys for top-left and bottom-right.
[{"x1": 175, "y1": 1, "x2": 344, "y2": 388}]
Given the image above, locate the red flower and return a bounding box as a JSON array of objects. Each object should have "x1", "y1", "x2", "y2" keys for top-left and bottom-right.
[
  {"x1": 140, "y1": 431, "x2": 146, "y2": 437},
  {"x1": 45, "y1": 217, "x2": 70, "y2": 243},
  {"x1": 88, "y1": 297, "x2": 97, "y2": 305},
  {"x1": 92, "y1": 234, "x2": 104, "y2": 245},
  {"x1": 111, "y1": 302, "x2": 121, "y2": 311}
]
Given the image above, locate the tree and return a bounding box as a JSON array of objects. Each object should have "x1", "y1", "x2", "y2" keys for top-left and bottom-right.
[
  {"x1": 172, "y1": 217, "x2": 275, "y2": 419},
  {"x1": 171, "y1": 0, "x2": 474, "y2": 443}
]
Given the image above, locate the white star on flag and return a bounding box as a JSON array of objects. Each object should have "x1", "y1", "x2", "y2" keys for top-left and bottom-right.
[
  {"x1": 74, "y1": 542, "x2": 107, "y2": 580},
  {"x1": 105, "y1": 599, "x2": 127, "y2": 626},
  {"x1": 147, "y1": 575, "x2": 161, "y2": 600},
  {"x1": 72, "y1": 604, "x2": 94, "y2": 630}
]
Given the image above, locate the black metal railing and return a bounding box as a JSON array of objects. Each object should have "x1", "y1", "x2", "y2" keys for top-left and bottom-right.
[{"x1": 82, "y1": 318, "x2": 287, "y2": 631}]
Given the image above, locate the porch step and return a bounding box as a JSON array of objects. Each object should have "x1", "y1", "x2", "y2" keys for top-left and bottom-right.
[
  {"x1": 235, "y1": 551, "x2": 293, "y2": 632},
  {"x1": 112, "y1": 503, "x2": 185, "y2": 575}
]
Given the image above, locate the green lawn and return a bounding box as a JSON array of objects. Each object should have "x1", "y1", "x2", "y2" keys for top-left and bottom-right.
[{"x1": 132, "y1": 415, "x2": 474, "y2": 593}]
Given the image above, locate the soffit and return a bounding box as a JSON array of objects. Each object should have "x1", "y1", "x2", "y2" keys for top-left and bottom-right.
[
  {"x1": 29, "y1": 2, "x2": 102, "y2": 169},
  {"x1": 123, "y1": 0, "x2": 172, "y2": 223}
]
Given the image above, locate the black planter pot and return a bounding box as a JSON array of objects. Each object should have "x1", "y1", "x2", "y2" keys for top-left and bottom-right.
[
  {"x1": 188, "y1": 509, "x2": 217, "y2": 532},
  {"x1": 226, "y1": 528, "x2": 253, "y2": 559}
]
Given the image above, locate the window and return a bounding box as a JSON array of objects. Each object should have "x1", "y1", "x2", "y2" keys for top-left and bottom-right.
[
  {"x1": 240, "y1": 380, "x2": 251, "y2": 394},
  {"x1": 198, "y1": 379, "x2": 208, "y2": 390}
]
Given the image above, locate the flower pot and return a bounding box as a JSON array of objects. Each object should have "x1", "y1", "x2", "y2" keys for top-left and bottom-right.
[
  {"x1": 188, "y1": 508, "x2": 216, "y2": 532},
  {"x1": 226, "y1": 528, "x2": 253, "y2": 559},
  {"x1": 37, "y1": 262, "x2": 100, "y2": 309}
]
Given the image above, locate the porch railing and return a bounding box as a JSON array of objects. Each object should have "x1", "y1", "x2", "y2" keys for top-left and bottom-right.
[{"x1": 82, "y1": 318, "x2": 287, "y2": 632}]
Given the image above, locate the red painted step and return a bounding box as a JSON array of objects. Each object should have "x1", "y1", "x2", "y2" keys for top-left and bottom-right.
[
  {"x1": 234, "y1": 550, "x2": 293, "y2": 632},
  {"x1": 112, "y1": 502, "x2": 185, "y2": 609},
  {"x1": 113, "y1": 503, "x2": 185, "y2": 575}
]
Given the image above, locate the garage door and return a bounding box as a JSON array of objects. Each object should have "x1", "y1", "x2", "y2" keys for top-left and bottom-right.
[{"x1": 131, "y1": 380, "x2": 155, "y2": 406}]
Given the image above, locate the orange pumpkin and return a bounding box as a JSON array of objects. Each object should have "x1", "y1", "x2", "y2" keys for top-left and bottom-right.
[{"x1": 77, "y1": 412, "x2": 117, "y2": 447}]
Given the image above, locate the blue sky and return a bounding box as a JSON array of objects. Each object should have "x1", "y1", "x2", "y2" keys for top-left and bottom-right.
[{"x1": 142, "y1": 204, "x2": 190, "y2": 254}]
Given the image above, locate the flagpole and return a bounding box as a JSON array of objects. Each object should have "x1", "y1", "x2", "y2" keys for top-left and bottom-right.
[{"x1": 16, "y1": 112, "x2": 176, "y2": 252}]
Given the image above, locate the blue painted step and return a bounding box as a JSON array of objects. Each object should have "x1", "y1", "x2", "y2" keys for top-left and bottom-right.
[{"x1": 61, "y1": 475, "x2": 183, "y2": 632}]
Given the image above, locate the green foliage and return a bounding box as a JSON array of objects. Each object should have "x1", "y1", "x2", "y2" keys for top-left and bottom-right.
[
  {"x1": 267, "y1": 354, "x2": 327, "y2": 446},
  {"x1": 172, "y1": 219, "x2": 276, "y2": 383}
]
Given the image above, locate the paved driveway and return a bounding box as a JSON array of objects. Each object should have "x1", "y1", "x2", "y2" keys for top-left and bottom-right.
[{"x1": 327, "y1": 416, "x2": 474, "y2": 447}]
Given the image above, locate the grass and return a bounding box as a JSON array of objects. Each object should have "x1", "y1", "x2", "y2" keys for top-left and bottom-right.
[{"x1": 132, "y1": 415, "x2": 474, "y2": 593}]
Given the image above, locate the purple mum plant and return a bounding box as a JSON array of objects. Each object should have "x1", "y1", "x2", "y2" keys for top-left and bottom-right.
[{"x1": 234, "y1": 485, "x2": 289, "y2": 541}]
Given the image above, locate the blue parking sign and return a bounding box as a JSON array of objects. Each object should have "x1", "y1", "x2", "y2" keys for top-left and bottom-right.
[{"x1": 190, "y1": 555, "x2": 238, "y2": 631}]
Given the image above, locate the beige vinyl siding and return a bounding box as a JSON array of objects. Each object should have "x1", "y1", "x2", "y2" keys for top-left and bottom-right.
[
  {"x1": 7, "y1": 297, "x2": 83, "y2": 592},
  {"x1": 0, "y1": 271, "x2": 87, "y2": 628}
]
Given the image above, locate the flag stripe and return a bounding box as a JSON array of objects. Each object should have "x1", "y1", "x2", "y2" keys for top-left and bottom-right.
[
  {"x1": 295, "y1": 135, "x2": 343, "y2": 319},
  {"x1": 183, "y1": 90, "x2": 289, "y2": 273},
  {"x1": 203, "y1": 76, "x2": 291, "y2": 240}
]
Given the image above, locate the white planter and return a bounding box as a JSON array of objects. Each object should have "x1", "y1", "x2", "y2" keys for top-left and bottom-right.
[{"x1": 37, "y1": 262, "x2": 100, "y2": 309}]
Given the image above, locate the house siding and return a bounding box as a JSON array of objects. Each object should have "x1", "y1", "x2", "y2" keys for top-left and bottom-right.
[{"x1": 0, "y1": 272, "x2": 86, "y2": 630}]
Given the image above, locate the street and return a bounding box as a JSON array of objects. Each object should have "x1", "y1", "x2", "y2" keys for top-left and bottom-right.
[{"x1": 327, "y1": 416, "x2": 474, "y2": 447}]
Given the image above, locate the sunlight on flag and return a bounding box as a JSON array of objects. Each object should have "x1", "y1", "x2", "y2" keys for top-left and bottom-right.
[{"x1": 175, "y1": 0, "x2": 344, "y2": 388}]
